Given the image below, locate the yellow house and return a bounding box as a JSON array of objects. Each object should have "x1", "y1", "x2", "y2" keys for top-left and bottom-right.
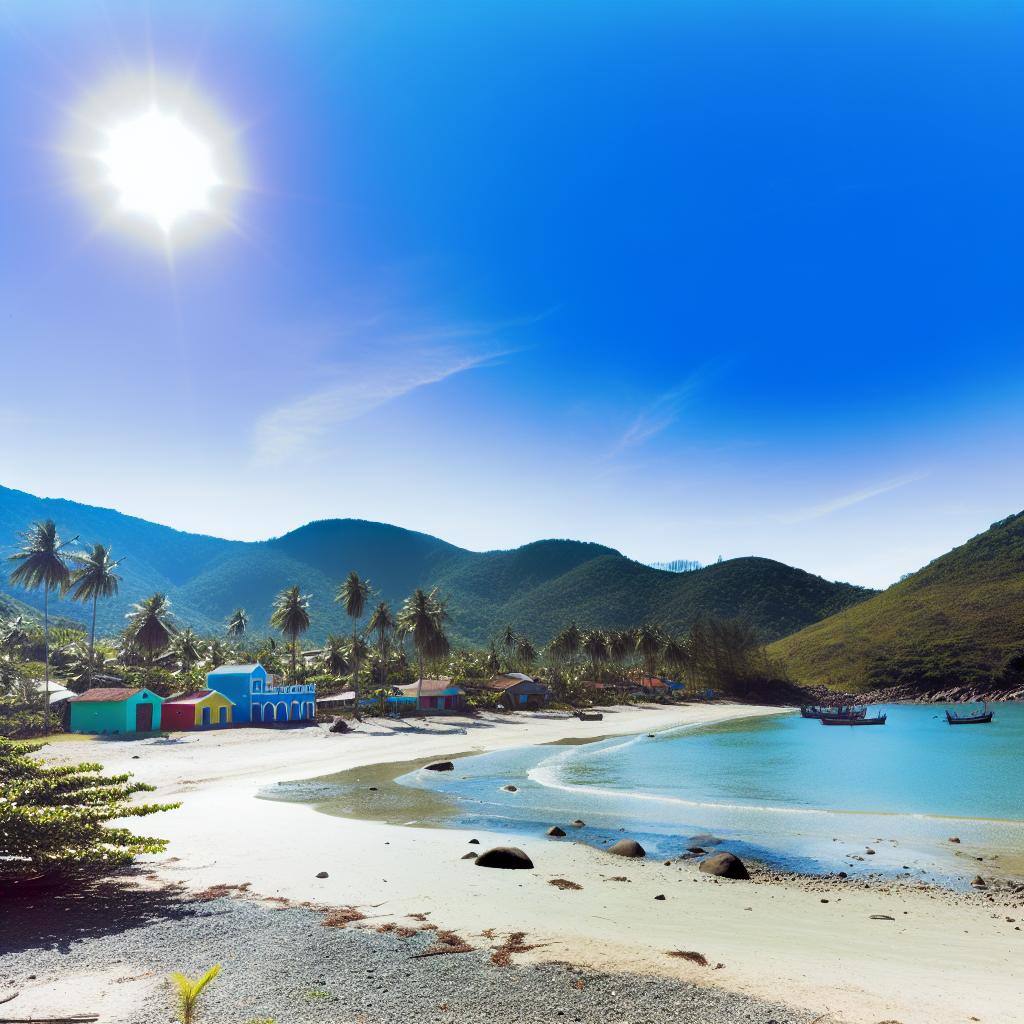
[{"x1": 161, "y1": 689, "x2": 235, "y2": 730}]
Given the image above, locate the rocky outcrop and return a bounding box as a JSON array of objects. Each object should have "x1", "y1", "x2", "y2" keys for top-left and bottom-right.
[
  {"x1": 475, "y1": 847, "x2": 534, "y2": 870},
  {"x1": 424, "y1": 761, "x2": 455, "y2": 772}
]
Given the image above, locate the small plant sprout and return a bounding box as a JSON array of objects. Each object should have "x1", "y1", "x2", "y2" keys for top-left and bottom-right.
[{"x1": 169, "y1": 964, "x2": 221, "y2": 1024}]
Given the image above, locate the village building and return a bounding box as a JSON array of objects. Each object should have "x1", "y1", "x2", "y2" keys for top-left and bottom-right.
[
  {"x1": 68, "y1": 686, "x2": 164, "y2": 734},
  {"x1": 396, "y1": 677, "x2": 466, "y2": 713},
  {"x1": 483, "y1": 672, "x2": 552, "y2": 709},
  {"x1": 161, "y1": 689, "x2": 236, "y2": 730},
  {"x1": 206, "y1": 663, "x2": 316, "y2": 723}
]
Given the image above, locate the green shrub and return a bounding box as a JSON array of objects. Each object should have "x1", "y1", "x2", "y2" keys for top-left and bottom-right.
[{"x1": 0, "y1": 736, "x2": 178, "y2": 884}]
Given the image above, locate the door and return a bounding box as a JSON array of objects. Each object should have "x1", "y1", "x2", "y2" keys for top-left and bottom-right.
[
  {"x1": 202, "y1": 706, "x2": 211, "y2": 727},
  {"x1": 135, "y1": 703, "x2": 153, "y2": 731},
  {"x1": 218, "y1": 706, "x2": 228, "y2": 725}
]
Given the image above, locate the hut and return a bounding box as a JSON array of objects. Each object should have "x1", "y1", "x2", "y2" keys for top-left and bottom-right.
[
  {"x1": 397, "y1": 678, "x2": 466, "y2": 713},
  {"x1": 206, "y1": 663, "x2": 316, "y2": 724},
  {"x1": 68, "y1": 687, "x2": 164, "y2": 734},
  {"x1": 633, "y1": 676, "x2": 672, "y2": 700},
  {"x1": 161, "y1": 689, "x2": 235, "y2": 731},
  {"x1": 483, "y1": 673, "x2": 552, "y2": 709}
]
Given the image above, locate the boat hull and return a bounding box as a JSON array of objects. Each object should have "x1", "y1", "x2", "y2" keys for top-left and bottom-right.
[
  {"x1": 820, "y1": 715, "x2": 886, "y2": 726},
  {"x1": 946, "y1": 712, "x2": 993, "y2": 725}
]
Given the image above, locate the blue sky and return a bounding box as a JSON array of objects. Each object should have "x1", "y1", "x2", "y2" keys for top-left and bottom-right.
[{"x1": 1, "y1": 1, "x2": 1022, "y2": 588}]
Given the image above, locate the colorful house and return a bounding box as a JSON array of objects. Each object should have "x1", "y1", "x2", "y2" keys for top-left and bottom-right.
[
  {"x1": 483, "y1": 673, "x2": 552, "y2": 709},
  {"x1": 206, "y1": 663, "x2": 316, "y2": 724},
  {"x1": 397, "y1": 678, "x2": 466, "y2": 713},
  {"x1": 633, "y1": 676, "x2": 672, "y2": 699},
  {"x1": 161, "y1": 689, "x2": 235, "y2": 730},
  {"x1": 68, "y1": 687, "x2": 164, "y2": 734}
]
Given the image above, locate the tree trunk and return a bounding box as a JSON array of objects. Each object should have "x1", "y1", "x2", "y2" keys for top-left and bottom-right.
[
  {"x1": 291, "y1": 636, "x2": 297, "y2": 681},
  {"x1": 416, "y1": 651, "x2": 424, "y2": 712},
  {"x1": 88, "y1": 592, "x2": 98, "y2": 690},
  {"x1": 43, "y1": 586, "x2": 51, "y2": 735},
  {"x1": 352, "y1": 625, "x2": 361, "y2": 721}
]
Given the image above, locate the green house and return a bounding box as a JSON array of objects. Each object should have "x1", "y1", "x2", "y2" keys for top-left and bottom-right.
[{"x1": 68, "y1": 686, "x2": 164, "y2": 734}]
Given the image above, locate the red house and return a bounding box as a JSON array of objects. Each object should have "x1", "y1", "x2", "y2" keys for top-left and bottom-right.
[{"x1": 161, "y1": 689, "x2": 235, "y2": 730}]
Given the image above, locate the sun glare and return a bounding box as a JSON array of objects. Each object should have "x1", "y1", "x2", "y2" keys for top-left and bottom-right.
[{"x1": 99, "y1": 107, "x2": 221, "y2": 233}]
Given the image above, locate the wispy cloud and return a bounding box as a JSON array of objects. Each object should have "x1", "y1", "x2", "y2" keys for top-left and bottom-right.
[
  {"x1": 608, "y1": 368, "x2": 712, "y2": 457},
  {"x1": 252, "y1": 324, "x2": 509, "y2": 465},
  {"x1": 778, "y1": 472, "x2": 927, "y2": 524}
]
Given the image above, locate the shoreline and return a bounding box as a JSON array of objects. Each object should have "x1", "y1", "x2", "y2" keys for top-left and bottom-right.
[{"x1": 11, "y1": 702, "x2": 1024, "y2": 1024}]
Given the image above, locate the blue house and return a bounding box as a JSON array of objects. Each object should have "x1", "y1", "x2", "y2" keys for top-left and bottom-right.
[{"x1": 206, "y1": 663, "x2": 316, "y2": 724}]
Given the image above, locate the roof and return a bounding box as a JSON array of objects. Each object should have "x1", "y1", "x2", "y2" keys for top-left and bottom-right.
[
  {"x1": 208, "y1": 663, "x2": 263, "y2": 676},
  {"x1": 398, "y1": 678, "x2": 465, "y2": 697},
  {"x1": 637, "y1": 676, "x2": 670, "y2": 689},
  {"x1": 70, "y1": 687, "x2": 142, "y2": 703},
  {"x1": 164, "y1": 689, "x2": 236, "y2": 706},
  {"x1": 484, "y1": 674, "x2": 547, "y2": 692}
]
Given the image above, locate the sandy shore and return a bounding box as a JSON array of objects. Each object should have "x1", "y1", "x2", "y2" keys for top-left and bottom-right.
[{"x1": 16, "y1": 703, "x2": 1024, "y2": 1024}]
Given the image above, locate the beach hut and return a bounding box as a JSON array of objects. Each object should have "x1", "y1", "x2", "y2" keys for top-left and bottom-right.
[
  {"x1": 161, "y1": 689, "x2": 235, "y2": 730},
  {"x1": 397, "y1": 678, "x2": 466, "y2": 713},
  {"x1": 483, "y1": 673, "x2": 552, "y2": 709},
  {"x1": 68, "y1": 687, "x2": 164, "y2": 734},
  {"x1": 633, "y1": 676, "x2": 672, "y2": 700}
]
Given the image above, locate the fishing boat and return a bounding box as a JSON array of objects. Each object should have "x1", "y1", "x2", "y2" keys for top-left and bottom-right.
[
  {"x1": 801, "y1": 705, "x2": 867, "y2": 720},
  {"x1": 820, "y1": 711, "x2": 886, "y2": 726},
  {"x1": 945, "y1": 702, "x2": 993, "y2": 725}
]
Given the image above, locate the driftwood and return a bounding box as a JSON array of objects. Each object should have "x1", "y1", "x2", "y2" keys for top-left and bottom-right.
[{"x1": 0, "y1": 1017, "x2": 99, "y2": 1023}]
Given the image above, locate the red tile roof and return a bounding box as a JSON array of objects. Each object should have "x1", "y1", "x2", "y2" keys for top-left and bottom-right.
[{"x1": 70, "y1": 687, "x2": 141, "y2": 703}]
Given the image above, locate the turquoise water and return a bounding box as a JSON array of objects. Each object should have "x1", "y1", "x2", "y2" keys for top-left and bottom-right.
[{"x1": 398, "y1": 705, "x2": 1024, "y2": 885}]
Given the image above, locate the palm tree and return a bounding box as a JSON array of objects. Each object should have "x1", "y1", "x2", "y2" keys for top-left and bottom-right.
[
  {"x1": 347, "y1": 634, "x2": 371, "y2": 714},
  {"x1": 498, "y1": 624, "x2": 518, "y2": 671},
  {"x1": 516, "y1": 636, "x2": 538, "y2": 671},
  {"x1": 170, "y1": 628, "x2": 203, "y2": 674},
  {"x1": 321, "y1": 634, "x2": 349, "y2": 678},
  {"x1": 336, "y1": 571, "x2": 370, "y2": 711},
  {"x1": 125, "y1": 593, "x2": 175, "y2": 687},
  {"x1": 549, "y1": 622, "x2": 583, "y2": 671},
  {"x1": 397, "y1": 588, "x2": 449, "y2": 705},
  {"x1": 607, "y1": 629, "x2": 632, "y2": 684},
  {"x1": 205, "y1": 637, "x2": 230, "y2": 671},
  {"x1": 635, "y1": 623, "x2": 666, "y2": 682},
  {"x1": 582, "y1": 629, "x2": 609, "y2": 681},
  {"x1": 226, "y1": 608, "x2": 248, "y2": 639},
  {"x1": 8, "y1": 520, "x2": 76, "y2": 732},
  {"x1": 68, "y1": 543, "x2": 123, "y2": 689},
  {"x1": 270, "y1": 585, "x2": 310, "y2": 681},
  {"x1": 366, "y1": 601, "x2": 395, "y2": 690}
]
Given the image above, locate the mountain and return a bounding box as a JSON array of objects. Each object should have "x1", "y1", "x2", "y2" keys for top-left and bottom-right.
[
  {"x1": 0, "y1": 484, "x2": 874, "y2": 646},
  {"x1": 770, "y1": 511, "x2": 1024, "y2": 692}
]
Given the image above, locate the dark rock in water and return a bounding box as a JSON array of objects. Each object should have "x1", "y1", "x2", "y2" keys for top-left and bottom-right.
[
  {"x1": 865, "y1": 848, "x2": 876, "y2": 855},
  {"x1": 837, "y1": 871, "x2": 848, "y2": 878},
  {"x1": 686, "y1": 846, "x2": 706, "y2": 855},
  {"x1": 948, "y1": 836, "x2": 961, "y2": 844},
  {"x1": 972, "y1": 875, "x2": 987, "y2": 888},
  {"x1": 689, "y1": 834, "x2": 723, "y2": 846},
  {"x1": 699, "y1": 852, "x2": 749, "y2": 880},
  {"x1": 502, "y1": 784, "x2": 518, "y2": 792},
  {"x1": 316, "y1": 871, "x2": 329, "y2": 878},
  {"x1": 647, "y1": 733, "x2": 655, "y2": 738},
  {"x1": 607, "y1": 839, "x2": 646, "y2": 858},
  {"x1": 469, "y1": 838, "x2": 480, "y2": 845},
  {"x1": 462, "y1": 852, "x2": 478, "y2": 860},
  {"x1": 547, "y1": 826, "x2": 567, "y2": 837},
  {"x1": 571, "y1": 819, "x2": 586, "y2": 828},
  {"x1": 368, "y1": 786, "x2": 377, "y2": 791},
  {"x1": 475, "y1": 847, "x2": 534, "y2": 870},
  {"x1": 424, "y1": 761, "x2": 454, "y2": 772},
  {"x1": 654, "y1": 894, "x2": 666, "y2": 901}
]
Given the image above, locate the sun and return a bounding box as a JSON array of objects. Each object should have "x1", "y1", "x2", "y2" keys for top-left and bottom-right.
[{"x1": 98, "y1": 107, "x2": 222, "y2": 234}]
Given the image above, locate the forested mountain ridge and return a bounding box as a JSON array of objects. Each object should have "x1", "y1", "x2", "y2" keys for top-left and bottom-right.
[
  {"x1": 0, "y1": 484, "x2": 874, "y2": 645},
  {"x1": 770, "y1": 510, "x2": 1024, "y2": 691}
]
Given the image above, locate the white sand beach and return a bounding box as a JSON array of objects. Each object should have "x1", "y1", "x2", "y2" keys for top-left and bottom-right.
[{"x1": 23, "y1": 704, "x2": 1024, "y2": 1024}]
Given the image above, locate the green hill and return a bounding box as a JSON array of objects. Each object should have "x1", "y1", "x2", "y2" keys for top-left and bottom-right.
[
  {"x1": 770, "y1": 511, "x2": 1024, "y2": 691},
  {"x1": 0, "y1": 484, "x2": 873, "y2": 645}
]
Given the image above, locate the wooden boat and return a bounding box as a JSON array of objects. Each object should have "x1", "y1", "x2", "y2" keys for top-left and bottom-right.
[
  {"x1": 801, "y1": 705, "x2": 867, "y2": 720},
  {"x1": 945, "y1": 703, "x2": 993, "y2": 725},
  {"x1": 820, "y1": 712, "x2": 886, "y2": 726}
]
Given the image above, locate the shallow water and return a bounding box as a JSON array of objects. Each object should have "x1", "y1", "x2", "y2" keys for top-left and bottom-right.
[{"x1": 394, "y1": 704, "x2": 1024, "y2": 885}]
